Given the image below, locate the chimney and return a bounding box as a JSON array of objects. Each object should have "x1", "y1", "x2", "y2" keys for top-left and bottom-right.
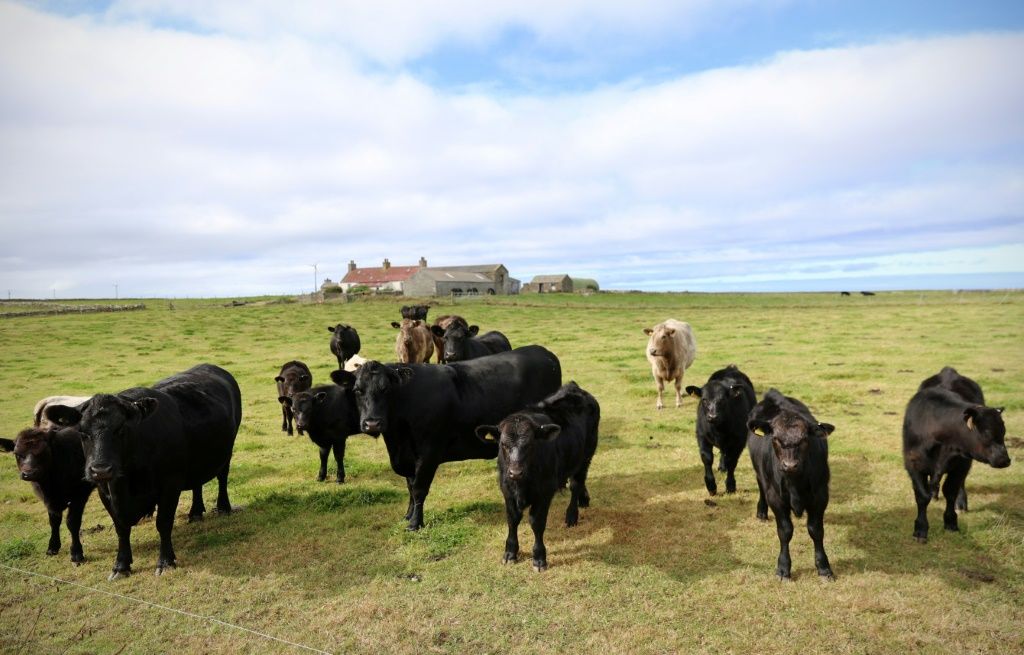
[
  {"x1": 419, "y1": 257, "x2": 427, "y2": 268},
  {"x1": 382, "y1": 258, "x2": 391, "y2": 270},
  {"x1": 348, "y1": 260, "x2": 357, "y2": 273}
]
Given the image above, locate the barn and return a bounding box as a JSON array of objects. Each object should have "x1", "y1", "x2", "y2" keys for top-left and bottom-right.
[
  {"x1": 333, "y1": 258, "x2": 514, "y2": 296},
  {"x1": 523, "y1": 274, "x2": 573, "y2": 293}
]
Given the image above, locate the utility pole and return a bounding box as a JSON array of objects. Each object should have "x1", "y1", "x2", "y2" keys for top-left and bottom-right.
[
  {"x1": 310, "y1": 263, "x2": 319, "y2": 293},
  {"x1": 114, "y1": 283, "x2": 118, "y2": 300},
  {"x1": 52, "y1": 288, "x2": 56, "y2": 300}
]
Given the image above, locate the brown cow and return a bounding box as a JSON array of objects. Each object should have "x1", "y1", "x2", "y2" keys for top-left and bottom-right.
[{"x1": 392, "y1": 319, "x2": 434, "y2": 364}]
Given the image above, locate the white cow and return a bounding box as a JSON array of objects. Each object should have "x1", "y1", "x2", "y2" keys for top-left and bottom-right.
[
  {"x1": 343, "y1": 354, "x2": 367, "y2": 372},
  {"x1": 33, "y1": 396, "x2": 93, "y2": 429},
  {"x1": 644, "y1": 319, "x2": 697, "y2": 410}
]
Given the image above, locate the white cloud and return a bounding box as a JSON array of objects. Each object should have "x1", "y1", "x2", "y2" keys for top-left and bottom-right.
[{"x1": 0, "y1": 2, "x2": 1022, "y2": 296}]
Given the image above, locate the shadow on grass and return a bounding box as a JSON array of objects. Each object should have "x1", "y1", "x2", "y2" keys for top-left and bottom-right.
[{"x1": 829, "y1": 480, "x2": 1024, "y2": 589}]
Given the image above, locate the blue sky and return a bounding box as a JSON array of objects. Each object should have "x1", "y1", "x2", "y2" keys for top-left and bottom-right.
[{"x1": 1, "y1": 0, "x2": 1022, "y2": 296}]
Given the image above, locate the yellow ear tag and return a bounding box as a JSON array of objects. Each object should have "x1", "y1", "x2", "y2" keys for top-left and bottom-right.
[
  {"x1": 485, "y1": 433, "x2": 498, "y2": 441},
  {"x1": 966, "y1": 416, "x2": 975, "y2": 431},
  {"x1": 753, "y1": 427, "x2": 765, "y2": 437}
]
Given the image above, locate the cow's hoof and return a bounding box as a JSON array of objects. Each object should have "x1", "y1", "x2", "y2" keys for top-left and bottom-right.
[
  {"x1": 316, "y1": 476, "x2": 327, "y2": 483},
  {"x1": 819, "y1": 570, "x2": 836, "y2": 581},
  {"x1": 335, "y1": 478, "x2": 345, "y2": 485},
  {"x1": 46, "y1": 547, "x2": 59, "y2": 556},
  {"x1": 406, "y1": 524, "x2": 422, "y2": 532},
  {"x1": 944, "y1": 524, "x2": 960, "y2": 532},
  {"x1": 503, "y1": 553, "x2": 518, "y2": 564},
  {"x1": 188, "y1": 514, "x2": 204, "y2": 523},
  {"x1": 109, "y1": 569, "x2": 131, "y2": 581},
  {"x1": 914, "y1": 535, "x2": 928, "y2": 544},
  {"x1": 776, "y1": 574, "x2": 792, "y2": 582},
  {"x1": 532, "y1": 560, "x2": 547, "y2": 572},
  {"x1": 707, "y1": 488, "x2": 717, "y2": 497},
  {"x1": 71, "y1": 553, "x2": 85, "y2": 565},
  {"x1": 156, "y1": 561, "x2": 177, "y2": 576},
  {"x1": 756, "y1": 513, "x2": 769, "y2": 521}
]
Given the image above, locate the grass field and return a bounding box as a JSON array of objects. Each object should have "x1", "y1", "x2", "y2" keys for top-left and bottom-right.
[{"x1": 1, "y1": 291, "x2": 1022, "y2": 654}]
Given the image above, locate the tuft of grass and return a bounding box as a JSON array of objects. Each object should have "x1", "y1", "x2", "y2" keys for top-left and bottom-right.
[{"x1": 0, "y1": 537, "x2": 35, "y2": 562}]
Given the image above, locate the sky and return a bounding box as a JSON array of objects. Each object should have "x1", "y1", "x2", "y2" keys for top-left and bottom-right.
[{"x1": 1, "y1": 0, "x2": 1023, "y2": 297}]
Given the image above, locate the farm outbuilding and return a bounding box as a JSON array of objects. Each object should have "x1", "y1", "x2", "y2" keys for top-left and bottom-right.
[
  {"x1": 523, "y1": 274, "x2": 573, "y2": 293},
  {"x1": 404, "y1": 269, "x2": 498, "y2": 296}
]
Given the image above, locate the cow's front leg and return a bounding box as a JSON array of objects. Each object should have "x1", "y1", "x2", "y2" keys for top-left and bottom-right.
[
  {"x1": 317, "y1": 445, "x2": 330, "y2": 482},
  {"x1": 188, "y1": 485, "x2": 206, "y2": 522},
  {"x1": 110, "y1": 520, "x2": 133, "y2": 580},
  {"x1": 529, "y1": 497, "x2": 552, "y2": 572},
  {"x1": 46, "y1": 510, "x2": 62, "y2": 556},
  {"x1": 155, "y1": 490, "x2": 181, "y2": 575},
  {"x1": 67, "y1": 498, "x2": 86, "y2": 564},
  {"x1": 503, "y1": 497, "x2": 523, "y2": 564},
  {"x1": 655, "y1": 377, "x2": 665, "y2": 410},
  {"x1": 674, "y1": 377, "x2": 683, "y2": 407},
  {"x1": 332, "y1": 436, "x2": 347, "y2": 484},
  {"x1": 408, "y1": 459, "x2": 439, "y2": 530}
]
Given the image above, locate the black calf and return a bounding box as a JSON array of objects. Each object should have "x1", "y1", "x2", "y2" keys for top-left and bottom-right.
[{"x1": 685, "y1": 365, "x2": 756, "y2": 496}]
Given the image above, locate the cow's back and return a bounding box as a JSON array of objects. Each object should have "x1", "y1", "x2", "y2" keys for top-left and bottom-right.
[{"x1": 152, "y1": 364, "x2": 240, "y2": 486}]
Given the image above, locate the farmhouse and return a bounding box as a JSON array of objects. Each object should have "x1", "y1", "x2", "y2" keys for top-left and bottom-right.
[
  {"x1": 523, "y1": 274, "x2": 573, "y2": 293},
  {"x1": 336, "y1": 258, "x2": 514, "y2": 296}
]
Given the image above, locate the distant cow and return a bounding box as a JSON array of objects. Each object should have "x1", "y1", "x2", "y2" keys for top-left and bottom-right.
[
  {"x1": 280, "y1": 384, "x2": 360, "y2": 483},
  {"x1": 335, "y1": 345, "x2": 562, "y2": 530},
  {"x1": 275, "y1": 361, "x2": 312, "y2": 436},
  {"x1": 328, "y1": 324, "x2": 361, "y2": 370},
  {"x1": 430, "y1": 315, "x2": 467, "y2": 363},
  {"x1": 747, "y1": 389, "x2": 836, "y2": 580},
  {"x1": 685, "y1": 365, "x2": 756, "y2": 496},
  {"x1": 401, "y1": 305, "x2": 429, "y2": 321},
  {"x1": 860, "y1": 291, "x2": 876, "y2": 296},
  {"x1": 644, "y1": 319, "x2": 697, "y2": 409},
  {"x1": 918, "y1": 366, "x2": 983, "y2": 510},
  {"x1": 33, "y1": 396, "x2": 92, "y2": 429},
  {"x1": 902, "y1": 371, "x2": 1010, "y2": 543},
  {"x1": 43, "y1": 364, "x2": 241, "y2": 579},
  {"x1": 1, "y1": 427, "x2": 94, "y2": 565},
  {"x1": 476, "y1": 382, "x2": 599, "y2": 571},
  {"x1": 840, "y1": 291, "x2": 851, "y2": 297},
  {"x1": 431, "y1": 321, "x2": 511, "y2": 363},
  {"x1": 392, "y1": 319, "x2": 434, "y2": 364}
]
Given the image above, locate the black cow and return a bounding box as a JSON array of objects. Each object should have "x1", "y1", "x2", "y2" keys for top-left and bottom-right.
[
  {"x1": 328, "y1": 324, "x2": 361, "y2": 370},
  {"x1": 902, "y1": 372, "x2": 1010, "y2": 543},
  {"x1": 280, "y1": 384, "x2": 360, "y2": 483},
  {"x1": 400, "y1": 305, "x2": 429, "y2": 321},
  {"x1": 840, "y1": 291, "x2": 851, "y2": 297},
  {"x1": 430, "y1": 315, "x2": 468, "y2": 363},
  {"x1": 918, "y1": 366, "x2": 984, "y2": 511},
  {"x1": 475, "y1": 382, "x2": 599, "y2": 571},
  {"x1": 334, "y1": 345, "x2": 562, "y2": 530},
  {"x1": 430, "y1": 322, "x2": 512, "y2": 363},
  {"x1": 685, "y1": 365, "x2": 756, "y2": 496},
  {"x1": 747, "y1": 389, "x2": 836, "y2": 580},
  {"x1": 860, "y1": 291, "x2": 876, "y2": 296},
  {"x1": 1, "y1": 427, "x2": 95, "y2": 565},
  {"x1": 43, "y1": 364, "x2": 241, "y2": 580},
  {"x1": 275, "y1": 360, "x2": 312, "y2": 436}
]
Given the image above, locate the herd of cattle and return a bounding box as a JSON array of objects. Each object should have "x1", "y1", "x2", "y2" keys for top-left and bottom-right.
[{"x1": 0, "y1": 304, "x2": 1013, "y2": 582}]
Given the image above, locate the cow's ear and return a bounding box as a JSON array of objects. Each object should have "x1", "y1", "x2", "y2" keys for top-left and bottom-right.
[
  {"x1": 430, "y1": 325, "x2": 445, "y2": 338},
  {"x1": 393, "y1": 367, "x2": 414, "y2": 385},
  {"x1": 279, "y1": 396, "x2": 292, "y2": 407},
  {"x1": 468, "y1": 325, "x2": 479, "y2": 336},
  {"x1": 391, "y1": 321, "x2": 401, "y2": 329},
  {"x1": 995, "y1": 407, "x2": 1005, "y2": 415},
  {"x1": 537, "y1": 424, "x2": 561, "y2": 441},
  {"x1": 274, "y1": 375, "x2": 284, "y2": 383},
  {"x1": 330, "y1": 370, "x2": 355, "y2": 389},
  {"x1": 817, "y1": 423, "x2": 835, "y2": 438},
  {"x1": 685, "y1": 386, "x2": 702, "y2": 398},
  {"x1": 132, "y1": 398, "x2": 159, "y2": 421},
  {"x1": 314, "y1": 392, "x2": 327, "y2": 404},
  {"x1": 0, "y1": 438, "x2": 14, "y2": 453},
  {"x1": 44, "y1": 405, "x2": 82, "y2": 428},
  {"x1": 327, "y1": 326, "x2": 336, "y2": 333},
  {"x1": 475, "y1": 425, "x2": 500, "y2": 442},
  {"x1": 643, "y1": 328, "x2": 653, "y2": 336},
  {"x1": 748, "y1": 419, "x2": 773, "y2": 438},
  {"x1": 964, "y1": 407, "x2": 979, "y2": 430}
]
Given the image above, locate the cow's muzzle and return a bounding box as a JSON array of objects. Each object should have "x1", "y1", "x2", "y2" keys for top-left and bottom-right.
[
  {"x1": 362, "y1": 419, "x2": 383, "y2": 436},
  {"x1": 88, "y1": 464, "x2": 115, "y2": 482}
]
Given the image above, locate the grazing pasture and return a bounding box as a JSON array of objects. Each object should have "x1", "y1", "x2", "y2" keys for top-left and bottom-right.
[{"x1": 0, "y1": 291, "x2": 1022, "y2": 654}]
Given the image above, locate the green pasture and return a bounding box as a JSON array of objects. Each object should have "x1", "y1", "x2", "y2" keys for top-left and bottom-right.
[{"x1": 1, "y1": 291, "x2": 1022, "y2": 654}]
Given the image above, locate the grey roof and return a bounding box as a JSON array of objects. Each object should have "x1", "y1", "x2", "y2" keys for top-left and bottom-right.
[
  {"x1": 431, "y1": 264, "x2": 506, "y2": 274},
  {"x1": 413, "y1": 269, "x2": 495, "y2": 283},
  {"x1": 530, "y1": 274, "x2": 571, "y2": 283}
]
